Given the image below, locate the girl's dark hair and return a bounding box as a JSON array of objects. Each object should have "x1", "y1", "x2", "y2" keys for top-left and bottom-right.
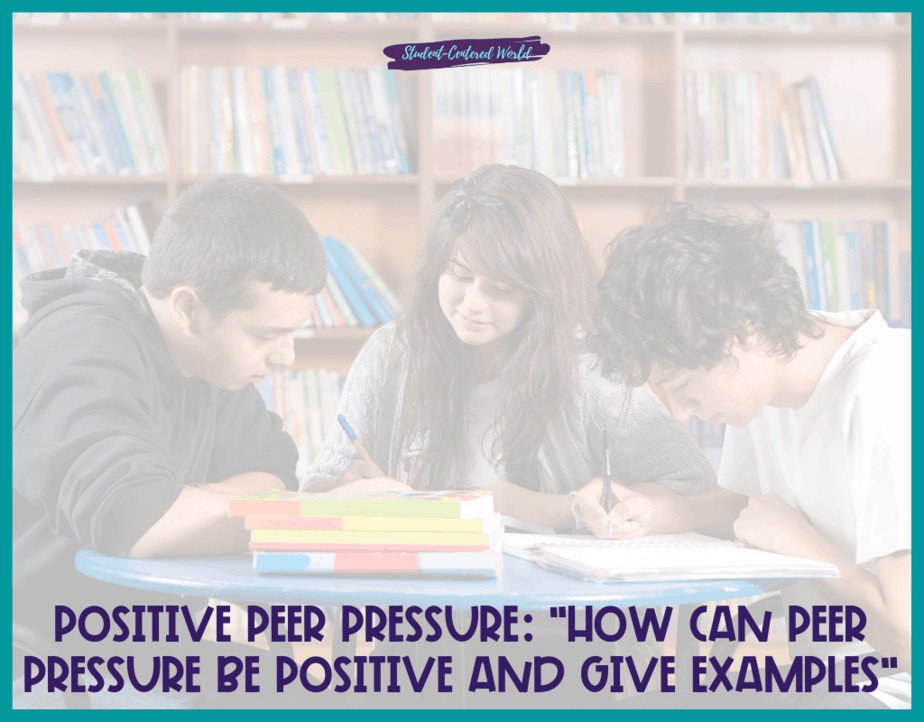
[
  {"x1": 397, "y1": 164, "x2": 596, "y2": 490},
  {"x1": 143, "y1": 175, "x2": 326, "y2": 317},
  {"x1": 593, "y1": 200, "x2": 824, "y2": 385}
]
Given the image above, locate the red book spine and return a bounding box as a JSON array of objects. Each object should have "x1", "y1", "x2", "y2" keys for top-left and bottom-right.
[{"x1": 228, "y1": 499, "x2": 301, "y2": 517}]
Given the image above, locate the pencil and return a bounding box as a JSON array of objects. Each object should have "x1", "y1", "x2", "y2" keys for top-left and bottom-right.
[
  {"x1": 337, "y1": 414, "x2": 375, "y2": 467},
  {"x1": 603, "y1": 430, "x2": 613, "y2": 536}
]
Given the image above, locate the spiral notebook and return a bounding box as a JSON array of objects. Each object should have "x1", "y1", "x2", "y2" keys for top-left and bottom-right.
[{"x1": 503, "y1": 532, "x2": 838, "y2": 582}]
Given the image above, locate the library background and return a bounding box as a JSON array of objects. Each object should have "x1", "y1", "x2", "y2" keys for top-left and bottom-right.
[{"x1": 12, "y1": 12, "x2": 911, "y2": 472}]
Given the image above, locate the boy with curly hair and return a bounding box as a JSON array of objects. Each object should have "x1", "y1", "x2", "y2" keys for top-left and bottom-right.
[{"x1": 591, "y1": 202, "x2": 910, "y2": 689}]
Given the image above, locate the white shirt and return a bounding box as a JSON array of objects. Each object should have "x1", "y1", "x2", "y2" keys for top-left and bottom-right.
[
  {"x1": 719, "y1": 309, "x2": 910, "y2": 565},
  {"x1": 719, "y1": 310, "x2": 911, "y2": 707}
]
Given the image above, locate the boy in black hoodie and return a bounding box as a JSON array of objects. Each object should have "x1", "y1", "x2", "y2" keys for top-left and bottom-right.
[{"x1": 13, "y1": 175, "x2": 326, "y2": 636}]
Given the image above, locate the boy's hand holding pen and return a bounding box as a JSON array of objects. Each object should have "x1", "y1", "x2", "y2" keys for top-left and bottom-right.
[
  {"x1": 570, "y1": 432, "x2": 649, "y2": 538},
  {"x1": 573, "y1": 478, "x2": 647, "y2": 539}
]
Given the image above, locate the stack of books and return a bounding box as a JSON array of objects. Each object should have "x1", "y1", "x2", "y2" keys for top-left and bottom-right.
[
  {"x1": 776, "y1": 219, "x2": 911, "y2": 327},
  {"x1": 433, "y1": 67, "x2": 625, "y2": 180},
  {"x1": 229, "y1": 490, "x2": 503, "y2": 578},
  {"x1": 179, "y1": 65, "x2": 410, "y2": 176},
  {"x1": 306, "y1": 235, "x2": 399, "y2": 330},
  {"x1": 256, "y1": 369, "x2": 347, "y2": 478},
  {"x1": 13, "y1": 70, "x2": 168, "y2": 179},
  {"x1": 683, "y1": 72, "x2": 840, "y2": 181}
]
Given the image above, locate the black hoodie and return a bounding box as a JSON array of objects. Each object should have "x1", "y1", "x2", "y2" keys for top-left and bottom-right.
[{"x1": 13, "y1": 250, "x2": 298, "y2": 629}]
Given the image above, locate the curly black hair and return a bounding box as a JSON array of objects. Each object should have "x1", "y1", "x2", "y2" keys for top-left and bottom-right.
[{"x1": 592, "y1": 201, "x2": 823, "y2": 385}]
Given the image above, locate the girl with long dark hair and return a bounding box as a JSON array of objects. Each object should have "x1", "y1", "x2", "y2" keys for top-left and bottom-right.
[{"x1": 306, "y1": 164, "x2": 714, "y2": 534}]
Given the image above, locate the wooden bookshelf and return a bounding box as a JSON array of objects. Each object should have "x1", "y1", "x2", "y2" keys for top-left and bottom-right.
[
  {"x1": 292, "y1": 327, "x2": 378, "y2": 374},
  {"x1": 14, "y1": 176, "x2": 170, "y2": 186},
  {"x1": 13, "y1": 12, "x2": 912, "y2": 371},
  {"x1": 175, "y1": 19, "x2": 420, "y2": 37},
  {"x1": 176, "y1": 174, "x2": 421, "y2": 187},
  {"x1": 682, "y1": 24, "x2": 911, "y2": 42}
]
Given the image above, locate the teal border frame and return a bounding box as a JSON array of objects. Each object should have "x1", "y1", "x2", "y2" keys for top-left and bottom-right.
[{"x1": 3, "y1": 1, "x2": 915, "y2": 716}]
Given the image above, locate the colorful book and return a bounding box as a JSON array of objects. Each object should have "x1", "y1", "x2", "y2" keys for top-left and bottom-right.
[
  {"x1": 321, "y1": 235, "x2": 376, "y2": 327},
  {"x1": 244, "y1": 513, "x2": 502, "y2": 533},
  {"x1": 432, "y1": 66, "x2": 624, "y2": 180},
  {"x1": 683, "y1": 72, "x2": 840, "y2": 181},
  {"x1": 324, "y1": 235, "x2": 393, "y2": 324},
  {"x1": 340, "y1": 238, "x2": 399, "y2": 314},
  {"x1": 775, "y1": 219, "x2": 910, "y2": 327},
  {"x1": 249, "y1": 527, "x2": 499, "y2": 551},
  {"x1": 229, "y1": 490, "x2": 495, "y2": 520},
  {"x1": 253, "y1": 549, "x2": 501, "y2": 577}
]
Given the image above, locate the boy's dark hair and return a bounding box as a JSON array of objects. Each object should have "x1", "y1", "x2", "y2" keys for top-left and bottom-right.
[
  {"x1": 593, "y1": 201, "x2": 824, "y2": 385},
  {"x1": 142, "y1": 175, "x2": 326, "y2": 317}
]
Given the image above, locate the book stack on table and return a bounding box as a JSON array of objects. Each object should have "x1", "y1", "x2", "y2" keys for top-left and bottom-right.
[{"x1": 229, "y1": 490, "x2": 503, "y2": 578}]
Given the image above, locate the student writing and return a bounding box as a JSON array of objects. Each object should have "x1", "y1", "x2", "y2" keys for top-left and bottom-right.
[
  {"x1": 13, "y1": 175, "x2": 326, "y2": 635},
  {"x1": 305, "y1": 165, "x2": 716, "y2": 535},
  {"x1": 592, "y1": 201, "x2": 910, "y2": 703}
]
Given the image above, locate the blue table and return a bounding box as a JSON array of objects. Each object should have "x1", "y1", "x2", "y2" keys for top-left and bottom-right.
[
  {"x1": 74, "y1": 550, "x2": 783, "y2": 704},
  {"x1": 75, "y1": 550, "x2": 769, "y2": 608}
]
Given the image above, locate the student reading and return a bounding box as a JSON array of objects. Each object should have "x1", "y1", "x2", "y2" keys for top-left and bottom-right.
[
  {"x1": 592, "y1": 201, "x2": 910, "y2": 704},
  {"x1": 305, "y1": 164, "x2": 715, "y2": 531},
  {"x1": 13, "y1": 175, "x2": 326, "y2": 634}
]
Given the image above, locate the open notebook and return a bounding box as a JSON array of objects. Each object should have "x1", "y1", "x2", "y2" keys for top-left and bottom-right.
[{"x1": 503, "y1": 532, "x2": 838, "y2": 582}]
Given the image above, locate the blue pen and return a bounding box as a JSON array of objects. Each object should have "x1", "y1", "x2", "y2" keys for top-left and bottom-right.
[{"x1": 337, "y1": 414, "x2": 375, "y2": 466}]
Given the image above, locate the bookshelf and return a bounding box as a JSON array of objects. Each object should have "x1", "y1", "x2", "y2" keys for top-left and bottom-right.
[{"x1": 13, "y1": 13, "x2": 912, "y2": 458}]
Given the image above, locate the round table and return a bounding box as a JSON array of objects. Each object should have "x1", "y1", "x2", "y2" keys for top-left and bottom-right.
[
  {"x1": 74, "y1": 550, "x2": 778, "y2": 705},
  {"x1": 75, "y1": 549, "x2": 767, "y2": 607}
]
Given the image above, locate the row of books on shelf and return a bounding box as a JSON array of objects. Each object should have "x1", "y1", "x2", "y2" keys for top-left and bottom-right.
[
  {"x1": 14, "y1": 12, "x2": 900, "y2": 28},
  {"x1": 433, "y1": 68, "x2": 625, "y2": 180},
  {"x1": 16, "y1": 67, "x2": 865, "y2": 186},
  {"x1": 12, "y1": 205, "x2": 154, "y2": 324},
  {"x1": 685, "y1": 13, "x2": 897, "y2": 26},
  {"x1": 257, "y1": 369, "x2": 347, "y2": 479},
  {"x1": 13, "y1": 70, "x2": 167, "y2": 180},
  {"x1": 684, "y1": 72, "x2": 840, "y2": 182},
  {"x1": 229, "y1": 490, "x2": 502, "y2": 577},
  {"x1": 13, "y1": 12, "x2": 162, "y2": 24},
  {"x1": 433, "y1": 13, "x2": 899, "y2": 27},
  {"x1": 10, "y1": 211, "x2": 910, "y2": 331},
  {"x1": 432, "y1": 13, "x2": 667, "y2": 26},
  {"x1": 11, "y1": 212, "x2": 398, "y2": 332},
  {"x1": 180, "y1": 13, "x2": 414, "y2": 24},
  {"x1": 13, "y1": 12, "x2": 414, "y2": 25},
  {"x1": 308, "y1": 236, "x2": 399, "y2": 330},
  {"x1": 776, "y1": 220, "x2": 911, "y2": 327},
  {"x1": 180, "y1": 66, "x2": 410, "y2": 177}
]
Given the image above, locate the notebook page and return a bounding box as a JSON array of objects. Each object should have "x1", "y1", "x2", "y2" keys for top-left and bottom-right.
[
  {"x1": 536, "y1": 545, "x2": 839, "y2": 581},
  {"x1": 501, "y1": 532, "x2": 738, "y2": 559}
]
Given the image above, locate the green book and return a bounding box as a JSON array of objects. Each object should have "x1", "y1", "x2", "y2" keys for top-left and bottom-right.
[
  {"x1": 820, "y1": 220, "x2": 840, "y2": 311},
  {"x1": 230, "y1": 489, "x2": 495, "y2": 520},
  {"x1": 314, "y1": 68, "x2": 354, "y2": 175}
]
